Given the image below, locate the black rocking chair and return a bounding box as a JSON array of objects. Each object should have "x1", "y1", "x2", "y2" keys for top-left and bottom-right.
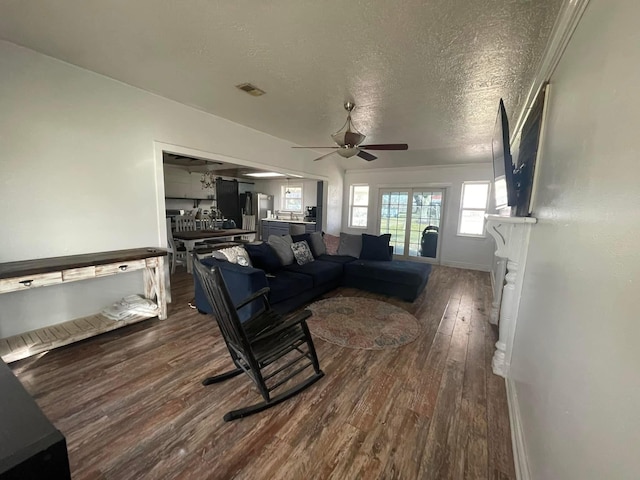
[{"x1": 193, "y1": 260, "x2": 325, "y2": 421}]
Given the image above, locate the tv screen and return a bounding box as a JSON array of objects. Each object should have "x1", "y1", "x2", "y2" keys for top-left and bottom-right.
[{"x1": 492, "y1": 99, "x2": 516, "y2": 209}]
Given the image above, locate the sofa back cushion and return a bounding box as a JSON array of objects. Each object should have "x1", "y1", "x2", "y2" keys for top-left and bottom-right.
[
  {"x1": 323, "y1": 233, "x2": 340, "y2": 255},
  {"x1": 268, "y1": 234, "x2": 295, "y2": 265},
  {"x1": 245, "y1": 242, "x2": 282, "y2": 273},
  {"x1": 360, "y1": 233, "x2": 392, "y2": 261},
  {"x1": 308, "y1": 231, "x2": 326, "y2": 257},
  {"x1": 291, "y1": 232, "x2": 325, "y2": 258},
  {"x1": 338, "y1": 232, "x2": 362, "y2": 258}
]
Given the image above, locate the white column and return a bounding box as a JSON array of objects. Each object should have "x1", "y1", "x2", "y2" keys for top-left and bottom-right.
[{"x1": 484, "y1": 215, "x2": 537, "y2": 377}]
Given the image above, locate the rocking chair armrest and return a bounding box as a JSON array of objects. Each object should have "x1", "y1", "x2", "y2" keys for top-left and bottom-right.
[
  {"x1": 250, "y1": 309, "x2": 312, "y2": 343},
  {"x1": 235, "y1": 287, "x2": 271, "y2": 310}
]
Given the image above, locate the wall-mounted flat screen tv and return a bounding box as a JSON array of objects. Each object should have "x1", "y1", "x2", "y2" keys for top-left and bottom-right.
[{"x1": 492, "y1": 99, "x2": 517, "y2": 210}]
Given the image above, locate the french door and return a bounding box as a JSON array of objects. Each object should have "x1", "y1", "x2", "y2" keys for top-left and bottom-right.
[{"x1": 379, "y1": 188, "x2": 444, "y2": 261}]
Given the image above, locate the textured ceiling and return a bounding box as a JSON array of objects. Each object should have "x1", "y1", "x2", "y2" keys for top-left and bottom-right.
[{"x1": 0, "y1": 0, "x2": 563, "y2": 170}]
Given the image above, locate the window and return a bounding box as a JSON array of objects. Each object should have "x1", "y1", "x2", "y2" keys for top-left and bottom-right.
[
  {"x1": 280, "y1": 184, "x2": 303, "y2": 212},
  {"x1": 349, "y1": 184, "x2": 369, "y2": 228},
  {"x1": 458, "y1": 182, "x2": 490, "y2": 236}
]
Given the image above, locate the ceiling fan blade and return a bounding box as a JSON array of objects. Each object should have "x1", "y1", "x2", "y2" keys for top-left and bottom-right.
[
  {"x1": 359, "y1": 143, "x2": 408, "y2": 150},
  {"x1": 291, "y1": 146, "x2": 337, "y2": 149},
  {"x1": 357, "y1": 150, "x2": 377, "y2": 161},
  {"x1": 313, "y1": 151, "x2": 338, "y2": 162}
]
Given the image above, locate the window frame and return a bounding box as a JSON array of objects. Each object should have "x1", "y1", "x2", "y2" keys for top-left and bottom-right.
[
  {"x1": 457, "y1": 181, "x2": 490, "y2": 238},
  {"x1": 348, "y1": 184, "x2": 369, "y2": 229},
  {"x1": 280, "y1": 183, "x2": 303, "y2": 213}
]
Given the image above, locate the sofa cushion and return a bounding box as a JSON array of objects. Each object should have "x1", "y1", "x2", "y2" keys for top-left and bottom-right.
[
  {"x1": 267, "y1": 271, "x2": 313, "y2": 304},
  {"x1": 196, "y1": 258, "x2": 268, "y2": 322},
  {"x1": 308, "y1": 231, "x2": 326, "y2": 257},
  {"x1": 268, "y1": 234, "x2": 294, "y2": 265},
  {"x1": 316, "y1": 254, "x2": 357, "y2": 265},
  {"x1": 360, "y1": 233, "x2": 392, "y2": 261},
  {"x1": 323, "y1": 233, "x2": 340, "y2": 255},
  {"x1": 284, "y1": 259, "x2": 343, "y2": 287},
  {"x1": 338, "y1": 232, "x2": 362, "y2": 258},
  {"x1": 244, "y1": 242, "x2": 282, "y2": 273},
  {"x1": 291, "y1": 233, "x2": 310, "y2": 244},
  {"x1": 291, "y1": 240, "x2": 314, "y2": 265},
  {"x1": 344, "y1": 259, "x2": 432, "y2": 287}
]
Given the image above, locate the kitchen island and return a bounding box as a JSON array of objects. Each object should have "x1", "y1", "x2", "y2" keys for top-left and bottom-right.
[{"x1": 261, "y1": 218, "x2": 317, "y2": 239}]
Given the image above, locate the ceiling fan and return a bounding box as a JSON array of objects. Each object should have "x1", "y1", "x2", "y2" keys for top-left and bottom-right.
[{"x1": 292, "y1": 102, "x2": 408, "y2": 161}]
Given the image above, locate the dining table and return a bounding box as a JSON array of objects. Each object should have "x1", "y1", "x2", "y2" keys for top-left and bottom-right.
[{"x1": 172, "y1": 229, "x2": 255, "y2": 273}]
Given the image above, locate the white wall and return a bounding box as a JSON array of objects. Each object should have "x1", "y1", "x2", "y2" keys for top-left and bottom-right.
[
  {"x1": 343, "y1": 164, "x2": 496, "y2": 271},
  {"x1": 510, "y1": 1, "x2": 640, "y2": 478},
  {"x1": 0, "y1": 41, "x2": 342, "y2": 336}
]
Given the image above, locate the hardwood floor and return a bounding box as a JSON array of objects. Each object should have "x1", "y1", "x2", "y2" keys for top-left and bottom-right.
[{"x1": 10, "y1": 266, "x2": 515, "y2": 480}]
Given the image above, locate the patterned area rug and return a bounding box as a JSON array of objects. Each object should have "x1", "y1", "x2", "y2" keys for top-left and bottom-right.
[{"x1": 306, "y1": 297, "x2": 421, "y2": 350}]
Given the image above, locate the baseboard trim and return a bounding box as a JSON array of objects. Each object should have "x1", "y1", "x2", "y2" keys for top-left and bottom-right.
[
  {"x1": 440, "y1": 260, "x2": 490, "y2": 272},
  {"x1": 506, "y1": 379, "x2": 531, "y2": 480}
]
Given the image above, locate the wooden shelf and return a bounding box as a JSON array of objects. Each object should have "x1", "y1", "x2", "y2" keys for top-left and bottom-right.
[{"x1": 0, "y1": 309, "x2": 159, "y2": 363}]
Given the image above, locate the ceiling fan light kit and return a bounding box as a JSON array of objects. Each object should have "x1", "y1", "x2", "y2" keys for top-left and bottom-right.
[{"x1": 293, "y1": 101, "x2": 408, "y2": 162}]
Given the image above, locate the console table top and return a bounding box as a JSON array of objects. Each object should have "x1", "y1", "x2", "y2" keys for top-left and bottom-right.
[{"x1": 0, "y1": 248, "x2": 167, "y2": 280}]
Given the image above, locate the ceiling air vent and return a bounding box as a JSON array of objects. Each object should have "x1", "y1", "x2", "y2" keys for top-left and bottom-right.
[{"x1": 236, "y1": 83, "x2": 266, "y2": 96}]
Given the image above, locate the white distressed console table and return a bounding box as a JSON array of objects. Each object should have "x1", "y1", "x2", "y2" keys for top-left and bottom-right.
[
  {"x1": 485, "y1": 215, "x2": 537, "y2": 377},
  {"x1": 0, "y1": 248, "x2": 167, "y2": 363}
]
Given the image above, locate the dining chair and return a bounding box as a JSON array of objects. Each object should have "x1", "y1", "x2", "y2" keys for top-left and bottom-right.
[
  {"x1": 175, "y1": 215, "x2": 197, "y2": 232},
  {"x1": 166, "y1": 218, "x2": 187, "y2": 273}
]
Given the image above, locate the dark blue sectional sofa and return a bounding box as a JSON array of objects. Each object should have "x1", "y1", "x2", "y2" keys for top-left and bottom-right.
[{"x1": 193, "y1": 249, "x2": 432, "y2": 319}]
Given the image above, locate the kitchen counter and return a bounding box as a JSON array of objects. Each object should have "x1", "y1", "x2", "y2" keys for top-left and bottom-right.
[{"x1": 262, "y1": 218, "x2": 316, "y2": 225}]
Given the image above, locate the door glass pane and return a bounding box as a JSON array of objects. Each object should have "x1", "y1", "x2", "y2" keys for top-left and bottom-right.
[
  {"x1": 380, "y1": 191, "x2": 408, "y2": 255},
  {"x1": 409, "y1": 191, "x2": 442, "y2": 258}
]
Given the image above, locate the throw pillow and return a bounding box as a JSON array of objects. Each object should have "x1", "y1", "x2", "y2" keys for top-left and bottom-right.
[
  {"x1": 268, "y1": 234, "x2": 295, "y2": 265},
  {"x1": 308, "y1": 231, "x2": 326, "y2": 257},
  {"x1": 360, "y1": 233, "x2": 392, "y2": 261},
  {"x1": 323, "y1": 233, "x2": 340, "y2": 255},
  {"x1": 244, "y1": 242, "x2": 282, "y2": 273},
  {"x1": 338, "y1": 232, "x2": 362, "y2": 258},
  {"x1": 218, "y1": 245, "x2": 253, "y2": 266},
  {"x1": 291, "y1": 241, "x2": 314, "y2": 265}
]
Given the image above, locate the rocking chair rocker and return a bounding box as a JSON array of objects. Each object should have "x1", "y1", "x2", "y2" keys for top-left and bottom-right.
[{"x1": 193, "y1": 260, "x2": 325, "y2": 421}]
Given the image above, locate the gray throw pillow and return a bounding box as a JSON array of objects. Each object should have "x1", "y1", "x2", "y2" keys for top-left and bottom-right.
[
  {"x1": 338, "y1": 232, "x2": 362, "y2": 258},
  {"x1": 268, "y1": 234, "x2": 294, "y2": 265},
  {"x1": 308, "y1": 231, "x2": 326, "y2": 257}
]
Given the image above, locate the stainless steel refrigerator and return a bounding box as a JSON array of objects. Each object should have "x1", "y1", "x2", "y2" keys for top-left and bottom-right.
[{"x1": 253, "y1": 193, "x2": 273, "y2": 240}]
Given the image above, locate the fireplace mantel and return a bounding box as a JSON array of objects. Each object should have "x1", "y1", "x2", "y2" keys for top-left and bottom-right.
[{"x1": 485, "y1": 214, "x2": 537, "y2": 377}]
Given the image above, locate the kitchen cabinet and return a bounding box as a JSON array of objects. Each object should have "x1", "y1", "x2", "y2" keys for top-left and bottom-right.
[{"x1": 261, "y1": 221, "x2": 316, "y2": 239}]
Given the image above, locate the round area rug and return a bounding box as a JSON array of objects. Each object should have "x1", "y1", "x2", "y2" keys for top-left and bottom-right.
[{"x1": 306, "y1": 297, "x2": 421, "y2": 350}]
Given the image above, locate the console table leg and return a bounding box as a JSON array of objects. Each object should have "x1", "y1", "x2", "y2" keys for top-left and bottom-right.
[{"x1": 144, "y1": 257, "x2": 167, "y2": 320}]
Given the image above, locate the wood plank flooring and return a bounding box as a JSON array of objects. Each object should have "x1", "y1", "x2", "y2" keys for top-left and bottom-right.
[{"x1": 9, "y1": 265, "x2": 515, "y2": 480}]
